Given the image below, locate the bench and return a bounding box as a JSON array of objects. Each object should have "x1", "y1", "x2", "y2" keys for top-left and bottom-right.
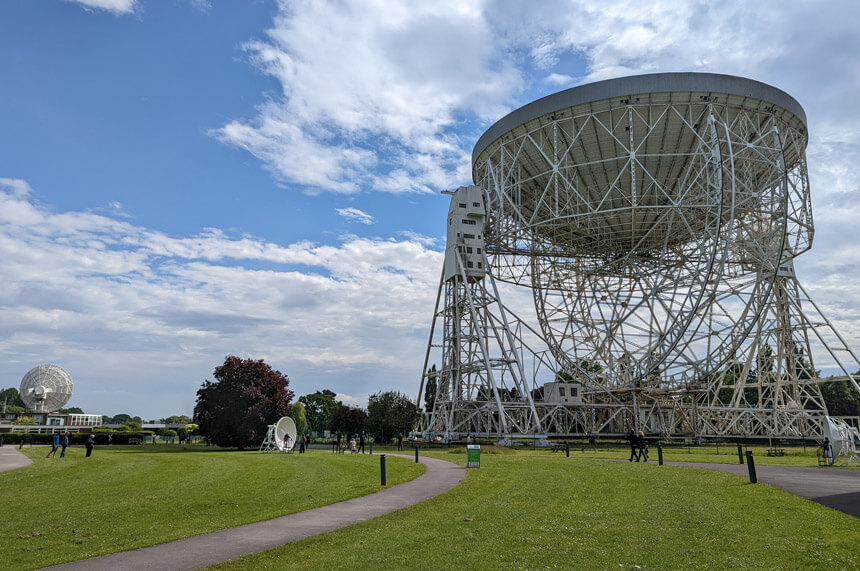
[
  {"x1": 551, "y1": 443, "x2": 567, "y2": 453},
  {"x1": 766, "y1": 448, "x2": 785, "y2": 457},
  {"x1": 128, "y1": 437, "x2": 142, "y2": 445}
]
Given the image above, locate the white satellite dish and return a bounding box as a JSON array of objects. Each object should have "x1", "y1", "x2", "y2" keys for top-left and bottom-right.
[
  {"x1": 822, "y1": 416, "x2": 860, "y2": 466},
  {"x1": 20, "y1": 364, "x2": 73, "y2": 413},
  {"x1": 259, "y1": 416, "x2": 297, "y2": 453}
]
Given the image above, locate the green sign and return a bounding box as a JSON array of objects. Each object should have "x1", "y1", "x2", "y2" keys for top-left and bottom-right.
[{"x1": 467, "y1": 444, "x2": 480, "y2": 468}]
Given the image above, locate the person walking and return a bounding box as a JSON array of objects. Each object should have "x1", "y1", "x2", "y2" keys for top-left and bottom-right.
[
  {"x1": 299, "y1": 435, "x2": 305, "y2": 454},
  {"x1": 637, "y1": 430, "x2": 648, "y2": 462},
  {"x1": 359, "y1": 431, "x2": 366, "y2": 454},
  {"x1": 46, "y1": 433, "x2": 60, "y2": 458},
  {"x1": 59, "y1": 432, "x2": 70, "y2": 458},
  {"x1": 627, "y1": 429, "x2": 639, "y2": 462},
  {"x1": 85, "y1": 434, "x2": 94, "y2": 457},
  {"x1": 398, "y1": 433, "x2": 404, "y2": 451}
]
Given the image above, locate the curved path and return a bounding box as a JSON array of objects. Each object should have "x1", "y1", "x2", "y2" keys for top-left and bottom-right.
[
  {"x1": 44, "y1": 453, "x2": 464, "y2": 570},
  {"x1": 663, "y1": 460, "x2": 860, "y2": 519},
  {"x1": 0, "y1": 445, "x2": 33, "y2": 472}
]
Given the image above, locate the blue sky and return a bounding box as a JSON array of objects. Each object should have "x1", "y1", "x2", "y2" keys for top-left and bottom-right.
[{"x1": 2, "y1": 0, "x2": 860, "y2": 419}]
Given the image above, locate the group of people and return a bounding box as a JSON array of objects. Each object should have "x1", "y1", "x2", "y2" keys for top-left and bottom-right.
[
  {"x1": 627, "y1": 429, "x2": 649, "y2": 462},
  {"x1": 330, "y1": 432, "x2": 406, "y2": 453},
  {"x1": 45, "y1": 432, "x2": 95, "y2": 458},
  {"x1": 332, "y1": 431, "x2": 367, "y2": 454}
]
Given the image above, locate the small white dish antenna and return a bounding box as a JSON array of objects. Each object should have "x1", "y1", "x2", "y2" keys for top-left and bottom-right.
[
  {"x1": 823, "y1": 416, "x2": 860, "y2": 466},
  {"x1": 259, "y1": 416, "x2": 297, "y2": 453}
]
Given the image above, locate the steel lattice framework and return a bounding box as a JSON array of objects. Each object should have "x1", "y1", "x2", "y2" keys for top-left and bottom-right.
[{"x1": 420, "y1": 73, "x2": 860, "y2": 441}]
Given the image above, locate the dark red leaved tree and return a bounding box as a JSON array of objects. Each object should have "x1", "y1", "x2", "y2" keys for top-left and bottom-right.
[{"x1": 194, "y1": 356, "x2": 293, "y2": 449}]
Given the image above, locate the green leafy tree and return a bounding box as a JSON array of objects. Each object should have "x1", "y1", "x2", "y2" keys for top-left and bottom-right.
[
  {"x1": 298, "y1": 390, "x2": 339, "y2": 433},
  {"x1": 367, "y1": 391, "x2": 419, "y2": 443},
  {"x1": 820, "y1": 377, "x2": 860, "y2": 416},
  {"x1": 161, "y1": 415, "x2": 193, "y2": 424},
  {"x1": 424, "y1": 365, "x2": 438, "y2": 412},
  {"x1": 123, "y1": 419, "x2": 142, "y2": 431},
  {"x1": 16, "y1": 415, "x2": 37, "y2": 425},
  {"x1": 329, "y1": 404, "x2": 367, "y2": 436},
  {"x1": 0, "y1": 387, "x2": 26, "y2": 408},
  {"x1": 194, "y1": 355, "x2": 293, "y2": 449},
  {"x1": 111, "y1": 413, "x2": 132, "y2": 424},
  {"x1": 58, "y1": 407, "x2": 84, "y2": 414},
  {"x1": 289, "y1": 401, "x2": 309, "y2": 434}
]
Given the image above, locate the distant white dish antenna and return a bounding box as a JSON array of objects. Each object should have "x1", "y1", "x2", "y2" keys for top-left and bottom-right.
[
  {"x1": 822, "y1": 416, "x2": 860, "y2": 466},
  {"x1": 20, "y1": 364, "x2": 73, "y2": 413},
  {"x1": 259, "y1": 416, "x2": 297, "y2": 453}
]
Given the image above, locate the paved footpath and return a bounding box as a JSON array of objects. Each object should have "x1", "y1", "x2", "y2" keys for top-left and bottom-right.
[
  {"x1": 663, "y1": 460, "x2": 860, "y2": 519},
  {"x1": 41, "y1": 453, "x2": 464, "y2": 570},
  {"x1": 0, "y1": 444, "x2": 33, "y2": 472}
]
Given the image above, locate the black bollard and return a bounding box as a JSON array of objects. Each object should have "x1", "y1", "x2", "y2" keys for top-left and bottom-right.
[
  {"x1": 746, "y1": 450, "x2": 757, "y2": 483},
  {"x1": 370, "y1": 441, "x2": 373, "y2": 455},
  {"x1": 565, "y1": 441, "x2": 570, "y2": 458},
  {"x1": 658, "y1": 443, "x2": 663, "y2": 465},
  {"x1": 737, "y1": 443, "x2": 745, "y2": 465},
  {"x1": 380, "y1": 454, "x2": 387, "y2": 486},
  {"x1": 414, "y1": 445, "x2": 419, "y2": 463}
]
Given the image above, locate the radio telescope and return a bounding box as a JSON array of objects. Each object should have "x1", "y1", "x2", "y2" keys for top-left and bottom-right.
[
  {"x1": 259, "y1": 416, "x2": 297, "y2": 453},
  {"x1": 420, "y1": 73, "x2": 860, "y2": 441},
  {"x1": 20, "y1": 364, "x2": 74, "y2": 413}
]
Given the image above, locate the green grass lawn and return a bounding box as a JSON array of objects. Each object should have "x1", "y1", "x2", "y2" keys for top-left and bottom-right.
[
  {"x1": 545, "y1": 441, "x2": 855, "y2": 467},
  {"x1": 210, "y1": 449, "x2": 860, "y2": 570},
  {"x1": 2, "y1": 445, "x2": 424, "y2": 570}
]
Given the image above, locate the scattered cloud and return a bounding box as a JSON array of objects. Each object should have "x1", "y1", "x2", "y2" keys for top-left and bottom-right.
[
  {"x1": 66, "y1": 0, "x2": 139, "y2": 15},
  {"x1": 336, "y1": 207, "x2": 374, "y2": 225},
  {"x1": 0, "y1": 184, "x2": 441, "y2": 416}
]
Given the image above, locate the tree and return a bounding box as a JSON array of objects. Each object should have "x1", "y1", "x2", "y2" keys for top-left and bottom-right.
[
  {"x1": 298, "y1": 390, "x2": 339, "y2": 433},
  {"x1": 161, "y1": 415, "x2": 193, "y2": 424},
  {"x1": 367, "y1": 391, "x2": 419, "y2": 443},
  {"x1": 111, "y1": 413, "x2": 132, "y2": 424},
  {"x1": 820, "y1": 378, "x2": 860, "y2": 416},
  {"x1": 194, "y1": 355, "x2": 293, "y2": 449},
  {"x1": 424, "y1": 365, "x2": 438, "y2": 412},
  {"x1": 329, "y1": 404, "x2": 367, "y2": 436},
  {"x1": 58, "y1": 407, "x2": 84, "y2": 414},
  {"x1": 123, "y1": 419, "x2": 142, "y2": 431},
  {"x1": 0, "y1": 387, "x2": 26, "y2": 408},
  {"x1": 16, "y1": 415, "x2": 37, "y2": 425},
  {"x1": 289, "y1": 401, "x2": 309, "y2": 434}
]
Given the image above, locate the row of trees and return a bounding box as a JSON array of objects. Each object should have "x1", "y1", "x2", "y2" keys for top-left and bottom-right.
[{"x1": 191, "y1": 355, "x2": 420, "y2": 449}]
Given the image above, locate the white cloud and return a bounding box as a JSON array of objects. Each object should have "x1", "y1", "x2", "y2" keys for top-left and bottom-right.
[
  {"x1": 66, "y1": 0, "x2": 139, "y2": 15},
  {"x1": 213, "y1": 0, "x2": 520, "y2": 195},
  {"x1": 336, "y1": 207, "x2": 374, "y2": 225},
  {"x1": 544, "y1": 73, "x2": 575, "y2": 86},
  {"x1": 0, "y1": 184, "x2": 442, "y2": 417}
]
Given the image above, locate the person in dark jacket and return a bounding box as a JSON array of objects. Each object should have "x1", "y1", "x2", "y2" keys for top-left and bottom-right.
[
  {"x1": 85, "y1": 434, "x2": 94, "y2": 457},
  {"x1": 59, "y1": 432, "x2": 70, "y2": 458},
  {"x1": 359, "y1": 431, "x2": 366, "y2": 454},
  {"x1": 627, "y1": 429, "x2": 640, "y2": 462},
  {"x1": 637, "y1": 430, "x2": 648, "y2": 462}
]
